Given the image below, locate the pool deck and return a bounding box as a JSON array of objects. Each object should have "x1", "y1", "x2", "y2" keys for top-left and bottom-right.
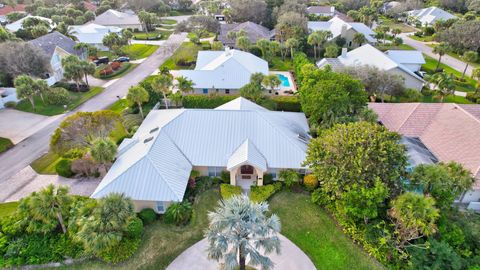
[{"x1": 269, "y1": 71, "x2": 297, "y2": 95}]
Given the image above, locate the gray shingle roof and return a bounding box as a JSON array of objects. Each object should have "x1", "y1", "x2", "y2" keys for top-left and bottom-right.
[
  {"x1": 218, "y1": 21, "x2": 274, "y2": 46},
  {"x1": 28, "y1": 31, "x2": 82, "y2": 58}
]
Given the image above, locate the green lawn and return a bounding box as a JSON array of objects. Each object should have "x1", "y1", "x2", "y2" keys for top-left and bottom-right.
[
  {"x1": 421, "y1": 94, "x2": 473, "y2": 104},
  {"x1": 60, "y1": 189, "x2": 221, "y2": 269},
  {"x1": 378, "y1": 16, "x2": 416, "y2": 33},
  {"x1": 94, "y1": 63, "x2": 138, "y2": 80},
  {"x1": 108, "y1": 98, "x2": 130, "y2": 113},
  {"x1": 98, "y1": 44, "x2": 159, "y2": 60},
  {"x1": 31, "y1": 152, "x2": 61, "y2": 175},
  {"x1": 409, "y1": 35, "x2": 435, "y2": 42},
  {"x1": 422, "y1": 55, "x2": 476, "y2": 92},
  {"x1": 269, "y1": 57, "x2": 294, "y2": 71},
  {"x1": 160, "y1": 19, "x2": 177, "y2": 25},
  {"x1": 269, "y1": 191, "x2": 385, "y2": 270},
  {"x1": 134, "y1": 30, "x2": 173, "y2": 40},
  {"x1": 0, "y1": 137, "x2": 13, "y2": 154},
  {"x1": 0, "y1": 201, "x2": 19, "y2": 217},
  {"x1": 161, "y1": 42, "x2": 205, "y2": 70},
  {"x1": 376, "y1": 43, "x2": 416, "y2": 51},
  {"x1": 16, "y1": 87, "x2": 104, "y2": 116}
]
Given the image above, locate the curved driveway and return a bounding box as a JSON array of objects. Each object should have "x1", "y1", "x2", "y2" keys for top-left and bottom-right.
[{"x1": 166, "y1": 234, "x2": 316, "y2": 270}]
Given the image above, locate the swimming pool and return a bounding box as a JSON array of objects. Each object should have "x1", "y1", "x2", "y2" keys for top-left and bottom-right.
[{"x1": 277, "y1": 74, "x2": 290, "y2": 87}]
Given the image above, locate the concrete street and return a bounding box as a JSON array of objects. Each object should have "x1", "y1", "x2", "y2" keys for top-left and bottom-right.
[
  {"x1": 0, "y1": 33, "x2": 187, "y2": 200},
  {"x1": 400, "y1": 33, "x2": 474, "y2": 77}
]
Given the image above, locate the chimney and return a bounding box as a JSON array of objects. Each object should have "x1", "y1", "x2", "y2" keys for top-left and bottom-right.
[
  {"x1": 225, "y1": 46, "x2": 231, "y2": 55},
  {"x1": 330, "y1": 6, "x2": 335, "y2": 13},
  {"x1": 341, "y1": 48, "x2": 348, "y2": 58}
]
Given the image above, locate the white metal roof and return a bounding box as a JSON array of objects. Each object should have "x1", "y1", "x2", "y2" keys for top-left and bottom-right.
[
  {"x1": 176, "y1": 49, "x2": 268, "y2": 89},
  {"x1": 92, "y1": 98, "x2": 309, "y2": 202},
  {"x1": 93, "y1": 9, "x2": 141, "y2": 26},
  {"x1": 70, "y1": 23, "x2": 122, "y2": 44},
  {"x1": 386, "y1": 50, "x2": 426, "y2": 65},
  {"x1": 5, "y1": 15, "x2": 53, "y2": 32},
  {"x1": 308, "y1": 16, "x2": 376, "y2": 43},
  {"x1": 407, "y1": 7, "x2": 456, "y2": 25},
  {"x1": 215, "y1": 97, "x2": 268, "y2": 111}
]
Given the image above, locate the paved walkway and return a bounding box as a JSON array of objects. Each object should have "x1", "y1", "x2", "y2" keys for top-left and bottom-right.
[
  {"x1": 0, "y1": 33, "x2": 187, "y2": 201},
  {"x1": 166, "y1": 234, "x2": 316, "y2": 270},
  {"x1": 400, "y1": 33, "x2": 474, "y2": 77}
]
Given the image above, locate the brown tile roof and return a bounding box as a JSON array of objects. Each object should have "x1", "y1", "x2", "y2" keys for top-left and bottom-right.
[
  {"x1": 369, "y1": 103, "x2": 480, "y2": 189},
  {"x1": 307, "y1": 6, "x2": 335, "y2": 14},
  {"x1": 0, "y1": 4, "x2": 26, "y2": 16},
  {"x1": 83, "y1": 1, "x2": 97, "y2": 11}
]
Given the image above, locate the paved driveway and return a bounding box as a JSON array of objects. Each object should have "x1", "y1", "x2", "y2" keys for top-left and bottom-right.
[
  {"x1": 166, "y1": 234, "x2": 316, "y2": 270},
  {"x1": 0, "y1": 109, "x2": 63, "y2": 144},
  {"x1": 0, "y1": 33, "x2": 187, "y2": 199},
  {"x1": 400, "y1": 33, "x2": 474, "y2": 77}
]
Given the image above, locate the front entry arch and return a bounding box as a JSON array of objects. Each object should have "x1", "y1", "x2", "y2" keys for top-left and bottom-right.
[{"x1": 240, "y1": 165, "x2": 254, "y2": 174}]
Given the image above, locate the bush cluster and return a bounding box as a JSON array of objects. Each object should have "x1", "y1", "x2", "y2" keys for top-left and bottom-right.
[
  {"x1": 182, "y1": 95, "x2": 238, "y2": 109},
  {"x1": 44, "y1": 87, "x2": 70, "y2": 105},
  {"x1": 55, "y1": 158, "x2": 73, "y2": 178},
  {"x1": 52, "y1": 82, "x2": 89, "y2": 92},
  {"x1": 271, "y1": 96, "x2": 301, "y2": 112},
  {"x1": 164, "y1": 201, "x2": 193, "y2": 226},
  {"x1": 220, "y1": 184, "x2": 242, "y2": 199},
  {"x1": 466, "y1": 92, "x2": 480, "y2": 103},
  {"x1": 303, "y1": 174, "x2": 318, "y2": 191},
  {"x1": 249, "y1": 183, "x2": 282, "y2": 202},
  {"x1": 138, "y1": 208, "x2": 157, "y2": 225}
]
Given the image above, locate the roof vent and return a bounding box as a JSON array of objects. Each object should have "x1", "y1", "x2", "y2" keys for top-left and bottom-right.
[
  {"x1": 149, "y1": 127, "x2": 159, "y2": 133},
  {"x1": 144, "y1": 136, "x2": 154, "y2": 143}
]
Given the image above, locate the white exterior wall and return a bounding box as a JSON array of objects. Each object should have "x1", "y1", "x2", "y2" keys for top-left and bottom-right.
[
  {"x1": 107, "y1": 24, "x2": 143, "y2": 31},
  {"x1": 192, "y1": 88, "x2": 240, "y2": 95},
  {"x1": 402, "y1": 63, "x2": 422, "y2": 72},
  {"x1": 461, "y1": 189, "x2": 480, "y2": 203},
  {"x1": 133, "y1": 200, "x2": 173, "y2": 213},
  {"x1": 0, "y1": 88, "x2": 19, "y2": 109},
  {"x1": 390, "y1": 67, "x2": 424, "y2": 90}
]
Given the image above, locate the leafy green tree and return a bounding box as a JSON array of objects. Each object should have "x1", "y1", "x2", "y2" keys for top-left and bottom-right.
[
  {"x1": 256, "y1": 38, "x2": 270, "y2": 59},
  {"x1": 305, "y1": 121, "x2": 407, "y2": 205},
  {"x1": 30, "y1": 24, "x2": 49, "y2": 38},
  {"x1": 461, "y1": 51, "x2": 478, "y2": 79},
  {"x1": 14, "y1": 75, "x2": 37, "y2": 110},
  {"x1": 410, "y1": 162, "x2": 474, "y2": 210},
  {"x1": 297, "y1": 67, "x2": 367, "y2": 128},
  {"x1": 76, "y1": 193, "x2": 135, "y2": 255},
  {"x1": 410, "y1": 240, "x2": 463, "y2": 270},
  {"x1": 211, "y1": 41, "x2": 223, "y2": 50},
  {"x1": 324, "y1": 44, "x2": 339, "y2": 58},
  {"x1": 102, "y1": 32, "x2": 126, "y2": 53},
  {"x1": 164, "y1": 201, "x2": 192, "y2": 226},
  {"x1": 239, "y1": 72, "x2": 264, "y2": 102},
  {"x1": 433, "y1": 42, "x2": 450, "y2": 70},
  {"x1": 308, "y1": 30, "x2": 332, "y2": 59},
  {"x1": 74, "y1": 42, "x2": 98, "y2": 58},
  {"x1": 127, "y1": 86, "x2": 149, "y2": 118},
  {"x1": 391, "y1": 28, "x2": 401, "y2": 38},
  {"x1": 176, "y1": 76, "x2": 194, "y2": 95},
  {"x1": 285, "y1": 37, "x2": 299, "y2": 59},
  {"x1": 236, "y1": 36, "x2": 251, "y2": 52},
  {"x1": 151, "y1": 74, "x2": 173, "y2": 109},
  {"x1": 138, "y1": 11, "x2": 158, "y2": 35},
  {"x1": 62, "y1": 55, "x2": 84, "y2": 91},
  {"x1": 278, "y1": 169, "x2": 300, "y2": 189},
  {"x1": 0, "y1": 26, "x2": 17, "y2": 42},
  {"x1": 90, "y1": 137, "x2": 117, "y2": 165},
  {"x1": 389, "y1": 192, "x2": 439, "y2": 249},
  {"x1": 17, "y1": 184, "x2": 72, "y2": 234},
  {"x1": 34, "y1": 78, "x2": 48, "y2": 104},
  {"x1": 121, "y1": 29, "x2": 133, "y2": 45},
  {"x1": 262, "y1": 74, "x2": 281, "y2": 94},
  {"x1": 206, "y1": 196, "x2": 281, "y2": 270},
  {"x1": 353, "y1": 33, "x2": 366, "y2": 46}
]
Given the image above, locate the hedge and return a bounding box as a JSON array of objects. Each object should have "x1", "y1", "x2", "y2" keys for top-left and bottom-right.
[
  {"x1": 55, "y1": 159, "x2": 73, "y2": 178},
  {"x1": 271, "y1": 96, "x2": 301, "y2": 112},
  {"x1": 182, "y1": 95, "x2": 238, "y2": 109},
  {"x1": 249, "y1": 183, "x2": 282, "y2": 202},
  {"x1": 220, "y1": 184, "x2": 242, "y2": 199},
  {"x1": 138, "y1": 208, "x2": 157, "y2": 225}
]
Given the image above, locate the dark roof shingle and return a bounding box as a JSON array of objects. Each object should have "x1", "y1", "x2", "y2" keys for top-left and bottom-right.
[{"x1": 28, "y1": 31, "x2": 82, "y2": 58}]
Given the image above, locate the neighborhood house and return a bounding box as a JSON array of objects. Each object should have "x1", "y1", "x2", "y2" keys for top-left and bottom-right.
[
  {"x1": 91, "y1": 97, "x2": 310, "y2": 213},
  {"x1": 407, "y1": 6, "x2": 457, "y2": 26},
  {"x1": 92, "y1": 9, "x2": 143, "y2": 31},
  {"x1": 69, "y1": 23, "x2": 123, "y2": 51},
  {"x1": 5, "y1": 15, "x2": 54, "y2": 32},
  {"x1": 217, "y1": 21, "x2": 275, "y2": 48},
  {"x1": 317, "y1": 44, "x2": 426, "y2": 90}
]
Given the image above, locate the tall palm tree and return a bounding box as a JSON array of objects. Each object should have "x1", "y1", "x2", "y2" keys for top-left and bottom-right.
[
  {"x1": 176, "y1": 76, "x2": 194, "y2": 95},
  {"x1": 236, "y1": 36, "x2": 251, "y2": 52},
  {"x1": 205, "y1": 196, "x2": 281, "y2": 270},
  {"x1": 461, "y1": 51, "x2": 478, "y2": 79},
  {"x1": 28, "y1": 184, "x2": 72, "y2": 234},
  {"x1": 151, "y1": 74, "x2": 173, "y2": 109},
  {"x1": 127, "y1": 86, "x2": 149, "y2": 118},
  {"x1": 80, "y1": 60, "x2": 96, "y2": 88},
  {"x1": 90, "y1": 137, "x2": 117, "y2": 175},
  {"x1": 353, "y1": 33, "x2": 367, "y2": 47},
  {"x1": 285, "y1": 38, "x2": 299, "y2": 60},
  {"x1": 256, "y1": 38, "x2": 270, "y2": 60},
  {"x1": 433, "y1": 43, "x2": 450, "y2": 71},
  {"x1": 425, "y1": 72, "x2": 455, "y2": 102},
  {"x1": 262, "y1": 74, "x2": 281, "y2": 94}
]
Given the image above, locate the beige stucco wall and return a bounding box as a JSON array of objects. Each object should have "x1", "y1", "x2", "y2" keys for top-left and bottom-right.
[
  {"x1": 192, "y1": 166, "x2": 209, "y2": 176},
  {"x1": 133, "y1": 200, "x2": 173, "y2": 213}
]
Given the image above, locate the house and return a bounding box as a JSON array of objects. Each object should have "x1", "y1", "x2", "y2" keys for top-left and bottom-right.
[
  {"x1": 92, "y1": 9, "x2": 143, "y2": 31},
  {"x1": 91, "y1": 97, "x2": 310, "y2": 212},
  {"x1": 306, "y1": 6, "x2": 353, "y2": 21},
  {"x1": 29, "y1": 31, "x2": 85, "y2": 85},
  {"x1": 174, "y1": 48, "x2": 269, "y2": 94},
  {"x1": 407, "y1": 7, "x2": 457, "y2": 26},
  {"x1": 308, "y1": 16, "x2": 376, "y2": 47},
  {"x1": 0, "y1": 88, "x2": 19, "y2": 109},
  {"x1": 317, "y1": 44, "x2": 425, "y2": 90},
  {"x1": 5, "y1": 15, "x2": 54, "y2": 32},
  {"x1": 83, "y1": 1, "x2": 97, "y2": 12},
  {"x1": 218, "y1": 21, "x2": 275, "y2": 48},
  {"x1": 386, "y1": 50, "x2": 426, "y2": 72},
  {"x1": 369, "y1": 102, "x2": 480, "y2": 209},
  {"x1": 381, "y1": 1, "x2": 401, "y2": 13},
  {"x1": 0, "y1": 3, "x2": 26, "y2": 24},
  {"x1": 70, "y1": 23, "x2": 123, "y2": 51}
]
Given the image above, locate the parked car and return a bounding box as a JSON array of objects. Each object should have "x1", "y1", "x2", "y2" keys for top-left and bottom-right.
[
  {"x1": 113, "y1": 56, "x2": 130, "y2": 63},
  {"x1": 93, "y1": 57, "x2": 109, "y2": 66}
]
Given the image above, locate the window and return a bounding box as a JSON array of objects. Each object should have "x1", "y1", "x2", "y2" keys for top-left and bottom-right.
[
  {"x1": 156, "y1": 201, "x2": 165, "y2": 213},
  {"x1": 225, "y1": 89, "x2": 230, "y2": 94},
  {"x1": 208, "y1": 167, "x2": 222, "y2": 177},
  {"x1": 269, "y1": 168, "x2": 278, "y2": 179},
  {"x1": 348, "y1": 41, "x2": 352, "y2": 47},
  {"x1": 240, "y1": 165, "x2": 254, "y2": 174},
  {"x1": 203, "y1": 88, "x2": 208, "y2": 94}
]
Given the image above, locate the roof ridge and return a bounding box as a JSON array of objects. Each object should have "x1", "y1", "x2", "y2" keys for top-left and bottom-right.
[
  {"x1": 455, "y1": 104, "x2": 480, "y2": 125},
  {"x1": 146, "y1": 155, "x2": 182, "y2": 201},
  {"x1": 395, "y1": 103, "x2": 421, "y2": 132}
]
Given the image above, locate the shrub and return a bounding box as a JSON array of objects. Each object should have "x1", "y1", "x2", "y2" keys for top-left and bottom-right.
[
  {"x1": 53, "y1": 82, "x2": 89, "y2": 92},
  {"x1": 110, "y1": 61, "x2": 122, "y2": 70},
  {"x1": 182, "y1": 95, "x2": 238, "y2": 108},
  {"x1": 100, "y1": 66, "x2": 113, "y2": 76},
  {"x1": 124, "y1": 217, "x2": 143, "y2": 239},
  {"x1": 71, "y1": 154, "x2": 98, "y2": 177},
  {"x1": 55, "y1": 158, "x2": 73, "y2": 178},
  {"x1": 271, "y1": 96, "x2": 301, "y2": 112},
  {"x1": 466, "y1": 92, "x2": 480, "y2": 103},
  {"x1": 138, "y1": 208, "x2": 157, "y2": 225},
  {"x1": 62, "y1": 148, "x2": 85, "y2": 159},
  {"x1": 97, "y1": 237, "x2": 141, "y2": 264},
  {"x1": 164, "y1": 201, "x2": 193, "y2": 226},
  {"x1": 220, "y1": 184, "x2": 242, "y2": 199},
  {"x1": 4, "y1": 101, "x2": 16, "y2": 108},
  {"x1": 250, "y1": 185, "x2": 277, "y2": 202},
  {"x1": 44, "y1": 87, "x2": 71, "y2": 105},
  {"x1": 303, "y1": 174, "x2": 318, "y2": 191},
  {"x1": 248, "y1": 45, "x2": 261, "y2": 57},
  {"x1": 220, "y1": 170, "x2": 230, "y2": 184},
  {"x1": 399, "y1": 88, "x2": 423, "y2": 102}
]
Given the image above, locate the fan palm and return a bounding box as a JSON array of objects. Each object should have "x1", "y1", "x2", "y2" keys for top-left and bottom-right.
[
  {"x1": 151, "y1": 74, "x2": 173, "y2": 109},
  {"x1": 205, "y1": 195, "x2": 281, "y2": 270},
  {"x1": 127, "y1": 86, "x2": 149, "y2": 118},
  {"x1": 461, "y1": 51, "x2": 477, "y2": 79},
  {"x1": 433, "y1": 43, "x2": 450, "y2": 71},
  {"x1": 176, "y1": 76, "x2": 195, "y2": 95}
]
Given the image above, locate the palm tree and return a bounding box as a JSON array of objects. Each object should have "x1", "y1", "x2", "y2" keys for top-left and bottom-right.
[
  {"x1": 28, "y1": 184, "x2": 72, "y2": 234},
  {"x1": 391, "y1": 28, "x2": 401, "y2": 38},
  {"x1": 121, "y1": 29, "x2": 134, "y2": 45},
  {"x1": 151, "y1": 74, "x2": 173, "y2": 109},
  {"x1": 433, "y1": 43, "x2": 450, "y2": 71},
  {"x1": 285, "y1": 38, "x2": 299, "y2": 60},
  {"x1": 90, "y1": 137, "x2": 117, "y2": 174},
  {"x1": 169, "y1": 91, "x2": 183, "y2": 107},
  {"x1": 425, "y1": 72, "x2": 455, "y2": 102},
  {"x1": 176, "y1": 76, "x2": 194, "y2": 95},
  {"x1": 205, "y1": 196, "x2": 281, "y2": 270},
  {"x1": 127, "y1": 86, "x2": 149, "y2": 118},
  {"x1": 307, "y1": 31, "x2": 324, "y2": 59},
  {"x1": 76, "y1": 193, "x2": 135, "y2": 255},
  {"x1": 461, "y1": 51, "x2": 478, "y2": 79},
  {"x1": 236, "y1": 36, "x2": 251, "y2": 52},
  {"x1": 269, "y1": 41, "x2": 280, "y2": 59},
  {"x1": 80, "y1": 60, "x2": 96, "y2": 88},
  {"x1": 256, "y1": 38, "x2": 270, "y2": 59},
  {"x1": 262, "y1": 74, "x2": 281, "y2": 94},
  {"x1": 353, "y1": 33, "x2": 367, "y2": 47}
]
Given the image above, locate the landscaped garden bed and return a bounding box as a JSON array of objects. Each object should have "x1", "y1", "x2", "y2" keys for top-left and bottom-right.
[
  {"x1": 0, "y1": 137, "x2": 13, "y2": 153},
  {"x1": 94, "y1": 62, "x2": 137, "y2": 80}
]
